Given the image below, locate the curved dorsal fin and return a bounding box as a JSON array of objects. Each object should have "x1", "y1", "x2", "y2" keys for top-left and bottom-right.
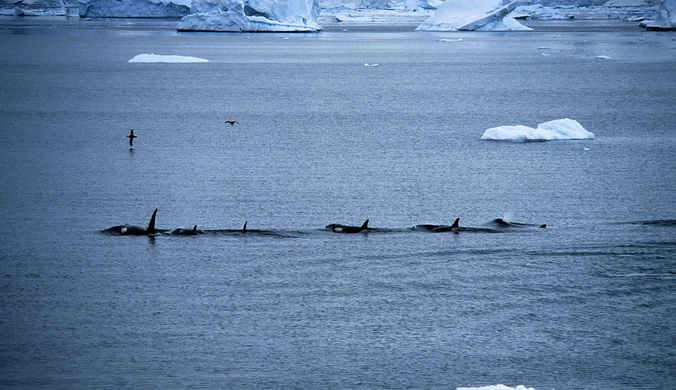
[
  {"x1": 451, "y1": 218, "x2": 460, "y2": 229},
  {"x1": 361, "y1": 219, "x2": 369, "y2": 230},
  {"x1": 242, "y1": 221, "x2": 248, "y2": 233},
  {"x1": 192, "y1": 225, "x2": 197, "y2": 232},
  {"x1": 147, "y1": 208, "x2": 158, "y2": 233}
]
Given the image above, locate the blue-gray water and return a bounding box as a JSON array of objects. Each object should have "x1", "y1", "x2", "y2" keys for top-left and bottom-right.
[{"x1": 1, "y1": 18, "x2": 675, "y2": 389}]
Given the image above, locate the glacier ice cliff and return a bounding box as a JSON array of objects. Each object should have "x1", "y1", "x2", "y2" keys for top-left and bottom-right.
[
  {"x1": 78, "y1": 0, "x2": 190, "y2": 18},
  {"x1": 416, "y1": 0, "x2": 532, "y2": 31},
  {"x1": 0, "y1": 0, "x2": 73, "y2": 16},
  {"x1": 177, "y1": 0, "x2": 322, "y2": 32},
  {"x1": 0, "y1": 0, "x2": 660, "y2": 24},
  {"x1": 641, "y1": 0, "x2": 676, "y2": 29}
]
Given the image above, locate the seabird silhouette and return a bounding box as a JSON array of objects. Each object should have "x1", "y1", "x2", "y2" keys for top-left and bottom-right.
[
  {"x1": 127, "y1": 129, "x2": 137, "y2": 147},
  {"x1": 225, "y1": 120, "x2": 239, "y2": 126}
]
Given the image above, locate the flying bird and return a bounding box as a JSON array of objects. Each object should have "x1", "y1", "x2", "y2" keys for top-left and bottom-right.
[
  {"x1": 127, "y1": 129, "x2": 137, "y2": 147},
  {"x1": 225, "y1": 120, "x2": 239, "y2": 126}
]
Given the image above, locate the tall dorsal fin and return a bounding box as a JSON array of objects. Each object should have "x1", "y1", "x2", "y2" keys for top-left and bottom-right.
[
  {"x1": 242, "y1": 221, "x2": 248, "y2": 233},
  {"x1": 361, "y1": 219, "x2": 369, "y2": 230},
  {"x1": 146, "y1": 208, "x2": 158, "y2": 233},
  {"x1": 451, "y1": 218, "x2": 460, "y2": 229},
  {"x1": 192, "y1": 225, "x2": 197, "y2": 232}
]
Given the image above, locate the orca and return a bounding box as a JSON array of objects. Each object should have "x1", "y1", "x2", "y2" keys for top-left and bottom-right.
[
  {"x1": 492, "y1": 218, "x2": 547, "y2": 229},
  {"x1": 207, "y1": 221, "x2": 289, "y2": 237},
  {"x1": 415, "y1": 218, "x2": 460, "y2": 233},
  {"x1": 170, "y1": 225, "x2": 203, "y2": 235},
  {"x1": 326, "y1": 219, "x2": 370, "y2": 233},
  {"x1": 225, "y1": 120, "x2": 239, "y2": 126},
  {"x1": 102, "y1": 208, "x2": 158, "y2": 236},
  {"x1": 416, "y1": 218, "x2": 500, "y2": 233}
]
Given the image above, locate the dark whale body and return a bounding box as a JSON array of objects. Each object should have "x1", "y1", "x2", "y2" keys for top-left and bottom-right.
[
  {"x1": 326, "y1": 219, "x2": 370, "y2": 233},
  {"x1": 170, "y1": 225, "x2": 203, "y2": 235},
  {"x1": 102, "y1": 208, "x2": 158, "y2": 236}
]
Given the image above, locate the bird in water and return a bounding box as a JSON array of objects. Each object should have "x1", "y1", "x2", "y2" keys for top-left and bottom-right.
[
  {"x1": 225, "y1": 120, "x2": 239, "y2": 126},
  {"x1": 127, "y1": 129, "x2": 137, "y2": 148}
]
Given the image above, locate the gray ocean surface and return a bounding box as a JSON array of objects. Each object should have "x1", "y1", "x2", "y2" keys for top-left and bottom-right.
[{"x1": 1, "y1": 18, "x2": 675, "y2": 389}]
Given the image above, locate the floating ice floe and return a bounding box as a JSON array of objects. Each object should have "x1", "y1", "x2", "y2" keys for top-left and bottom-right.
[
  {"x1": 177, "y1": 0, "x2": 322, "y2": 32},
  {"x1": 128, "y1": 54, "x2": 209, "y2": 63},
  {"x1": 481, "y1": 118, "x2": 595, "y2": 142},
  {"x1": 416, "y1": 0, "x2": 532, "y2": 31}
]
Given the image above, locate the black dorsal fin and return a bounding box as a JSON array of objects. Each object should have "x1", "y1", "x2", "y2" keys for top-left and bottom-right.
[
  {"x1": 192, "y1": 225, "x2": 197, "y2": 232},
  {"x1": 451, "y1": 218, "x2": 460, "y2": 229},
  {"x1": 242, "y1": 221, "x2": 248, "y2": 233},
  {"x1": 361, "y1": 219, "x2": 369, "y2": 230},
  {"x1": 539, "y1": 224, "x2": 547, "y2": 229},
  {"x1": 147, "y1": 208, "x2": 158, "y2": 233}
]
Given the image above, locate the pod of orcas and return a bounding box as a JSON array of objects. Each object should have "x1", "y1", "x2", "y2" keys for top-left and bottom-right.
[{"x1": 101, "y1": 209, "x2": 547, "y2": 237}]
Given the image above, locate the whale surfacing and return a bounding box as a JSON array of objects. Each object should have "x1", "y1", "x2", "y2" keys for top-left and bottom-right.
[
  {"x1": 326, "y1": 219, "x2": 370, "y2": 234},
  {"x1": 416, "y1": 218, "x2": 501, "y2": 233},
  {"x1": 102, "y1": 208, "x2": 158, "y2": 236},
  {"x1": 170, "y1": 225, "x2": 203, "y2": 235},
  {"x1": 415, "y1": 218, "x2": 460, "y2": 233},
  {"x1": 492, "y1": 218, "x2": 547, "y2": 229}
]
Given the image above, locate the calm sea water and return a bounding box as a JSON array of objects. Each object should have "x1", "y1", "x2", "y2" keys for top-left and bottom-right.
[{"x1": 1, "y1": 18, "x2": 675, "y2": 390}]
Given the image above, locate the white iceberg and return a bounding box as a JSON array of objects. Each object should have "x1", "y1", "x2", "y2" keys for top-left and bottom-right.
[
  {"x1": 641, "y1": 0, "x2": 676, "y2": 30},
  {"x1": 78, "y1": 0, "x2": 190, "y2": 18},
  {"x1": 416, "y1": 0, "x2": 532, "y2": 31},
  {"x1": 177, "y1": 0, "x2": 322, "y2": 32},
  {"x1": 481, "y1": 118, "x2": 595, "y2": 142},
  {"x1": 128, "y1": 54, "x2": 209, "y2": 63}
]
